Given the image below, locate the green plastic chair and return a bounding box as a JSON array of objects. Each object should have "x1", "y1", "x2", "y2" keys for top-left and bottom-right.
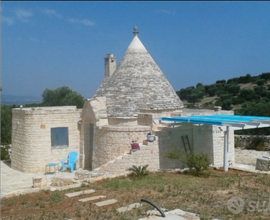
[{"x1": 61, "y1": 151, "x2": 78, "y2": 173}]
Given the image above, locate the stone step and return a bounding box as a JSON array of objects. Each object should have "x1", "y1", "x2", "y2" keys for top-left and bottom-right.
[
  {"x1": 94, "y1": 199, "x2": 118, "y2": 207},
  {"x1": 65, "y1": 189, "x2": 95, "y2": 197},
  {"x1": 117, "y1": 202, "x2": 144, "y2": 213},
  {"x1": 78, "y1": 195, "x2": 107, "y2": 202}
]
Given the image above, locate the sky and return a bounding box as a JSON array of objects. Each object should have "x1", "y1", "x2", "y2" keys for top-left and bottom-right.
[{"x1": 1, "y1": 1, "x2": 270, "y2": 99}]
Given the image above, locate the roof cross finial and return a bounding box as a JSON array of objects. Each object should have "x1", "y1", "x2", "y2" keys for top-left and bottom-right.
[{"x1": 133, "y1": 26, "x2": 139, "y2": 36}]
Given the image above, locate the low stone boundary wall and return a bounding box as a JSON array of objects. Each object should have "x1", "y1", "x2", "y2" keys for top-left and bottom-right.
[
  {"x1": 234, "y1": 135, "x2": 270, "y2": 166},
  {"x1": 235, "y1": 135, "x2": 270, "y2": 149}
]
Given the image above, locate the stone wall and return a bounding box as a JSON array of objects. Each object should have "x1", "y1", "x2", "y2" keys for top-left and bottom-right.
[
  {"x1": 98, "y1": 142, "x2": 183, "y2": 174},
  {"x1": 92, "y1": 125, "x2": 150, "y2": 169},
  {"x1": 235, "y1": 135, "x2": 270, "y2": 148},
  {"x1": 97, "y1": 122, "x2": 235, "y2": 173},
  {"x1": 234, "y1": 135, "x2": 270, "y2": 166},
  {"x1": 156, "y1": 123, "x2": 234, "y2": 168},
  {"x1": 11, "y1": 106, "x2": 81, "y2": 173}
]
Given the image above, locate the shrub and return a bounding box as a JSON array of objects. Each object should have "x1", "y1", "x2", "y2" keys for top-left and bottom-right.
[
  {"x1": 166, "y1": 151, "x2": 182, "y2": 159},
  {"x1": 238, "y1": 75, "x2": 251, "y2": 84},
  {"x1": 127, "y1": 165, "x2": 149, "y2": 179},
  {"x1": 235, "y1": 139, "x2": 241, "y2": 148},
  {"x1": 50, "y1": 192, "x2": 64, "y2": 203},
  {"x1": 216, "y1": 80, "x2": 226, "y2": 84},
  {"x1": 221, "y1": 99, "x2": 232, "y2": 110},
  {"x1": 186, "y1": 104, "x2": 198, "y2": 109},
  {"x1": 1, "y1": 145, "x2": 11, "y2": 161},
  {"x1": 260, "y1": 72, "x2": 270, "y2": 81},
  {"x1": 256, "y1": 79, "x2": 266, "y2": 86},
  {"x1": 246, "y1": 136, "x2": 269, "y2": 151},
  {"x1": 185, "y1": 153, "x2": 210, "y2": 177},
  {"x1": 206, "y1": 85, "x2": 218, "y2": 96},
  {"x1": 232, "y1": 97, "x2": 245, "y2": 105},
  {"x1": 167, "y1": 151, "x2": 210, "y2": 177},
  {"x1": 227, "y1": 77, "x2": 239, "y2": 84},
  {"x1": 201, "y1": 102, "x2": 215, "y2": 110}
]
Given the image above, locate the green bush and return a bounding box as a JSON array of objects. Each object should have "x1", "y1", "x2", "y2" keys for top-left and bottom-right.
[
  {"x1": 1, "y1": 105, "x2": 12, "y2": 145},
  {"x1": 166, "y1": 151, "x2": 182, "y2": 159},
  {"x1": 201, "y1": 102, "x2": 215, "y2": 109},
  {"x1": 50, "y1": 192, "x2": 64, "y2": 203},
  {"x1": 260, "y1": 72, "x2": 270, "y2": 81},
  {"x1": 167, "y1": 151, "x2": 210, "y2": 177},
  {"x1": 186, "y1": 104, "x2": 198, "y2": 109},
  {"x1": 1, "y1": 145, "x2": 11, "y2": 161},
  {"x1": 234, "y1": 139, "x2": 241, "y2": 148},
  {"x1": 246, "y1": 136, "x2": 269, "y2": 151},
  {"x1": 216, "y1": 79, "x2": 226, "y2": 84},
  {"x1": 256, "y1": 79, "x2": 266, "y2": 86},
  {"x1": 227, "y1": 77, "x2": 239, "y2": 84},
  {"x1": 127, "y1": 165, "x2": 149, "y2": 179},
  {"x1": 185, "y1": 153, "x2": 210, "y2": 177}
]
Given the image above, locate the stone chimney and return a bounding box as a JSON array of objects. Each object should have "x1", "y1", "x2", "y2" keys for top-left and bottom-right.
[{"x1": 104, "y1": 54, "x2": 116, "y2": 78}]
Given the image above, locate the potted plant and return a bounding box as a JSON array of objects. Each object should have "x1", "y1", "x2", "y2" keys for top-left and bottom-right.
[{"x1": 147, "y1": 132, "x2": 155, "y2": 142}]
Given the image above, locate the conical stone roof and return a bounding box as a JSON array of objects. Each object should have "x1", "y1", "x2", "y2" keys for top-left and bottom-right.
[{"x1": 94, "y1": 28, "x2": 183, "y2": 117}]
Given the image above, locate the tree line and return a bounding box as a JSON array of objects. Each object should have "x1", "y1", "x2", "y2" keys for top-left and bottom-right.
[{"x1": 177, "y1": 73, "x2": 270, "y2": 110}]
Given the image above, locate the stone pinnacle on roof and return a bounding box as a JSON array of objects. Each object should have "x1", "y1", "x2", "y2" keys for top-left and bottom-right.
[
  {"x1": 133, "y1": 26, "x2": 139, "y2": 36},
  {"x1": 94, "y1": 27, "x2": 183, "y2": 117}
]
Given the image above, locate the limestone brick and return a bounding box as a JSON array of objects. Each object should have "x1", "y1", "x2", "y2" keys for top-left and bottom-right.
[
  {"x1": 95, "y1": 115, "x2": 236, "y2": 174},
  {"x1": 92, "y1": 125, "x2": 150, "y2": 169},
  {"x1": 11, "y1": 106, "x2": 81, "y2": 173}
]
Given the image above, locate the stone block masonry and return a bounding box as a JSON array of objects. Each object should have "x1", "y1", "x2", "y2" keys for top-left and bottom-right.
[
  {"x1": 96, "y1": 122, "x2": 235, "y2": 174},
  {"x1": 11, "y1": 106, "x2": 82, "y2": 173},
  {"x1": 92, "y1": 125, "x2": 150, "y2": 169}
]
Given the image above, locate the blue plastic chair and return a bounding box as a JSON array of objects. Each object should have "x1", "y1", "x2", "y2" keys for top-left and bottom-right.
[{"x1": 61, "y1": 151, "x2": 78, "y2": 173}]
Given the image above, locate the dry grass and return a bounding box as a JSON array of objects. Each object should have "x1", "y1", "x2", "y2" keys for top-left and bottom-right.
[{"x1": 1, "y1": 169, "x2": 270, "y2": 220}]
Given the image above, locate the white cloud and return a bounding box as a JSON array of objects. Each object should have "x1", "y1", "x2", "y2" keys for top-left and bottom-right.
[
  {"x1": 14, "y1": 8, "x2": 33, "y2": 22},
  {"x1": 1, "y1": 7, "x2": 33, "y2": 25},
  {"x1": 156, "y1": 9, "x2": 176, "y2": 16},
  {"x1": 43, "y1": 8, "x2": 61, "y2": 18},
  {"x1": 68, "y1": 18, "x2": 95, "y2": 26},
  {"x1": 1, "y1": 16, "x2": 14, "y2": 25}
]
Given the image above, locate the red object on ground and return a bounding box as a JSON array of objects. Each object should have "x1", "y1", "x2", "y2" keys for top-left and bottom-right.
[{"x1": 131, "y1": 143, "x2": 140, "y2": 150}]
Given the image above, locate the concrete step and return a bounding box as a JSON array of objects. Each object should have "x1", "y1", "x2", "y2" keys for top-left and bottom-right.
[
  {"x1": 65, "y1": 189, "x2": 95, "y2": 197},
  {"x1": 78, "y1": 195, "x2": 107, "y2": 202},
  {"x1": 94, "y1": 199, "x2": 118, "y2": 207}
]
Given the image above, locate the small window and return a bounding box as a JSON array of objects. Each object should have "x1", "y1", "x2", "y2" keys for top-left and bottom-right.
[{"x1": 51, "y1": 127, "x2": 69, "y2": 147}]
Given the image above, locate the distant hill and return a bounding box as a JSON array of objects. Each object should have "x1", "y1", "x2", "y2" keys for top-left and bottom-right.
[
  {"x1": 176, "y1": 72, "x2": 270, "y2": 112},
  {"x1": 1, "y1": 94, "x2": 42, "y2": 106},
  {"x1": 176, "y1": 72, "x2": 270, "y2": 135}
]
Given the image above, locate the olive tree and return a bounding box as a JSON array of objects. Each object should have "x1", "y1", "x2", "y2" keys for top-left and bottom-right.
[{"x1": 41, "y1": 86, "x2": 84, "y2": 108}]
